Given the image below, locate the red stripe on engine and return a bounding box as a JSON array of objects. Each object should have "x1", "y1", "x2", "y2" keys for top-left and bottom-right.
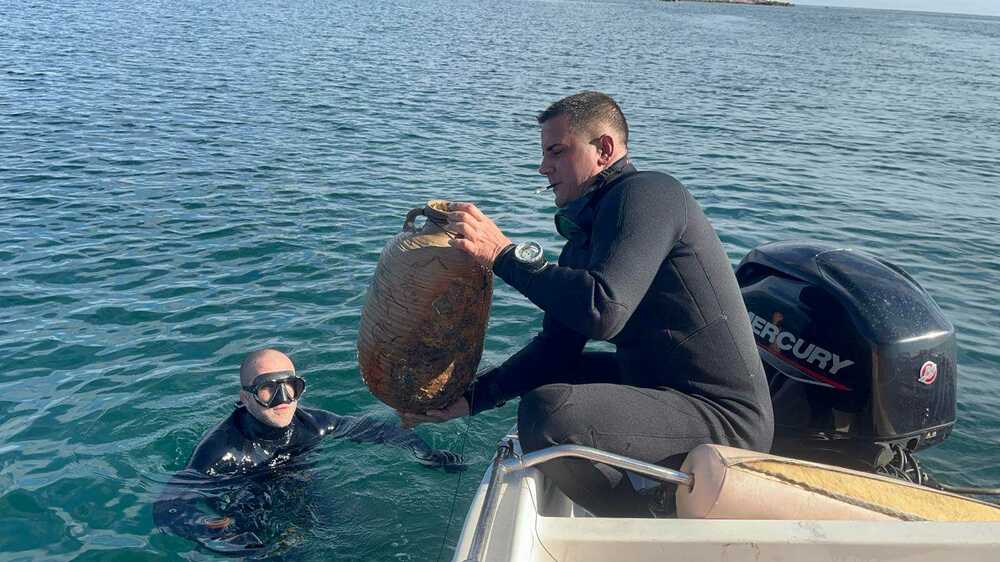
[{"x1": 756, "y1": 342, "x2": 851, "y2": 391}]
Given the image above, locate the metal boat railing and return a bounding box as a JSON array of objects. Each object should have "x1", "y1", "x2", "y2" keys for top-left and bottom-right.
[{"x1": 461, "y1": 441, "x2": 694, "y2": 562}]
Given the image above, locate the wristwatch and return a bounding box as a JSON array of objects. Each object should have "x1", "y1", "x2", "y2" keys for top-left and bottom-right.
[{"x1": 511, "y1": 241, "x2": 546, "y2": 272}]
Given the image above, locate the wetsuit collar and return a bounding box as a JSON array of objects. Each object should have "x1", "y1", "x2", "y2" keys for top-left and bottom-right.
[
  {"x1": 555, "y1": 156, "x2": 636, "y2": 241},
  {"x1": 235, "y1": 402, "x2": 295, "y2": 445}
]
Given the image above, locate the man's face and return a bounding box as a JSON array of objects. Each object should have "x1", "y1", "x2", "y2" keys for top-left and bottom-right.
[
  {"x1": 242, "y1": 383, "x2": 298, "y2": 428},
  {"x1": 241, "y1": 353, "x2": 299, "y2": 428},
  {"x1": 539, "y1": 114, "x2": 604, "y2": 208}
]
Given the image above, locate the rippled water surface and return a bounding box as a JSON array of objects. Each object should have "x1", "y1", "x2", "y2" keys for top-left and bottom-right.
[{"x1": 2, "y1": 0, "x2": 999, "y2": 560}]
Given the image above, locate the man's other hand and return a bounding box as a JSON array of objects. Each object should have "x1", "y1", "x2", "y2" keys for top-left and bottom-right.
[
  {"x1": 398, "y1": 397, "x2": 470, "y2": 429},
  {"x1": 445, "y1": 202, "x2": 512, "y2": 268}
]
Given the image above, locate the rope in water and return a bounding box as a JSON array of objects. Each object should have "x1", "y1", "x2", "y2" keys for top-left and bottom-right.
[{"x1": 434, "y1": 386, "x2": 475, "y2": 562}]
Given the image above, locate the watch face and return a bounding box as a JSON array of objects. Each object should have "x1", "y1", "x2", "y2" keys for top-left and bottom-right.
[{"x1": 515, "y1": 242, "x2": 543, "y2": 263}]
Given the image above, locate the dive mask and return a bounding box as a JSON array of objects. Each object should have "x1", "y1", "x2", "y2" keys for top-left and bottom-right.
[{"x1": 242, "y1": 370, "x2": 306, "y2": 408}]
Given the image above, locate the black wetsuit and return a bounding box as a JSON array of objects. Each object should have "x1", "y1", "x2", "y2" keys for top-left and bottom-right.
[
  {"x1": 469, "y1": 159, "x2": 774, "y2": 515},
  {"x1": 154, "y1": 404, "x2": 460, "y2": 552}
]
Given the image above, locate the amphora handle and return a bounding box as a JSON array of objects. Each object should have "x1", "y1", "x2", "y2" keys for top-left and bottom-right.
[
  {"x1": 403, "y1": 207, "x2": 424, "y2": 233},
  {"x1": 402, "y1": 200, "x2": 450, "y2": 233}
]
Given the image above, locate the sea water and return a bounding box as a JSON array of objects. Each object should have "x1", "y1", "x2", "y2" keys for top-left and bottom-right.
[{"x1": 2, "y1": 0, "x2": 998, "y2": 560}]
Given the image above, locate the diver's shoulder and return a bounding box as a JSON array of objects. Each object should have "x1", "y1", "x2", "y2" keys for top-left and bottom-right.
[
  {"x1": 619, "y1": 169, "x2": 686, "y2": 191},
  {"x1": 186, "y1": 410, "x2": 244, "y2": 473},
  {"x1": 605, "y1": 170, "x2": 689, "y2": 208},
  {"x1": 294, "y1": 406, "x2": 339, "y2": 431}
]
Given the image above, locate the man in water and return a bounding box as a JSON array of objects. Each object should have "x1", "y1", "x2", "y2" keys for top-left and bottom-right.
[
  {"x1": 155, "y1": 348, "x2": 463, "y2": 552},
  {"x1": 404, "y1": 91, "x2": 774, "y2": 516}
]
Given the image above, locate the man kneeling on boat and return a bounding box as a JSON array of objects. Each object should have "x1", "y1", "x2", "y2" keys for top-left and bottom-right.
[
  {"x1": 402, "y1": 91, "x2": 774, "y2": 516},
  {"x1": 154, "y1": 348, "x2": 464, "y2": 552}
]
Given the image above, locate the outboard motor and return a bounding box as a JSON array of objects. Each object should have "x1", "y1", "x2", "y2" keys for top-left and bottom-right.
[{"x1": 736, "y1": 241, "x2": 957, "y2": 482}]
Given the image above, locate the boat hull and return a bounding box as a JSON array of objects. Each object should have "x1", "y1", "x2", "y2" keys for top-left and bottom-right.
[{"x1": 453, "y1": 435, "x2": 1000, "y2": 562}]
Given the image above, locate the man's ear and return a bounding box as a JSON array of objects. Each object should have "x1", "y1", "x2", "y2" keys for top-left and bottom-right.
[{"x1": 596, "y1": 134, "x2": 615, "y2": 166}]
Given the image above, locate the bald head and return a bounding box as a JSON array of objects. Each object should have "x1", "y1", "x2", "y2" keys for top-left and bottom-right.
[{"x1": 240, "y1": 348, "x2": 295, "y2": 386}]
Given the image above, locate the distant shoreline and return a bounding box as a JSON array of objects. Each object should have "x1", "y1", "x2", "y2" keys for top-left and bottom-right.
[{"x1": 661, "y1": 0, "x2": 793, "y2": 6}]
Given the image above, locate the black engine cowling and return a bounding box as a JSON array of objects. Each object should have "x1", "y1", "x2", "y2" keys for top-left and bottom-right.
[{"x1": 736, "y1": 241, "x2": 957, "y2": 471}]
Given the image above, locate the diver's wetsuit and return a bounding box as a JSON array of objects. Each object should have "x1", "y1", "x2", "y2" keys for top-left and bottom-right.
[
  {"x1": 154, "y1": 404, "x2": 458, "y2": 552},
  {"x1": 468, "y1": 159, "x2": 774, "y2": 516}
]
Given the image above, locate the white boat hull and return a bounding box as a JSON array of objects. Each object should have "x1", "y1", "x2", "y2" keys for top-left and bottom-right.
[{"x1": 452, "y1": 436, "x2": 1000, "y2": 562}]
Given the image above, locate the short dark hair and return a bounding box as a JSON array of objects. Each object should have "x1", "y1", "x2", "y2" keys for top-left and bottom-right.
[{"x1": 537, "y1": 91, "x2": 629, "y2": 145}]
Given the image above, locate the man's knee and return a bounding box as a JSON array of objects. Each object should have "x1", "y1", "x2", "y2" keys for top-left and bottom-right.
[{"x1": 518, "y1": 384, "x2": 587, "y2": 452}]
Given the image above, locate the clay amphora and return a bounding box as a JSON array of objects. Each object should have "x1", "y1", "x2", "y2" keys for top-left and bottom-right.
[{"x1": 357, "y1": 200, "x2": 493, "y2": 413}]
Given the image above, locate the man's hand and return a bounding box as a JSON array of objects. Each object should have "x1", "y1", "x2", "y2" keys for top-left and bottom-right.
[
  {"x1": 202, "y1": 516, "x2": 234, "y2": 531},
  {"x1": 445, "y1": 202, "x2": 512, "y2": 268},
  {"x1": 398, "y1": 397, "x2": 470, "y2": 429},
  {"x1": 196, "y1": 516, "x2": 266, "y2": 554}
]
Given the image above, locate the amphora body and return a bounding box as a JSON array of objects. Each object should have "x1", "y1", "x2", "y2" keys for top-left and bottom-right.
[{"x1": 357, "y1": 200, "x2": 493, "y2": 413}]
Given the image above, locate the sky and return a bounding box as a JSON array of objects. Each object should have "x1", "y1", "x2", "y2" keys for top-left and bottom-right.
[{"x1": 793, "y1": 0, "x2": 1000, "y2": 17}]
